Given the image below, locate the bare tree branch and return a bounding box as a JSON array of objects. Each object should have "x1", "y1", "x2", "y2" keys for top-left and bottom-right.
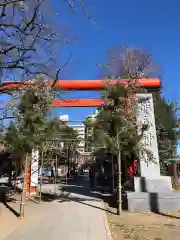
[
  {"x1": 0, "y1": 0, "x2": 71, "y2": 86},
  {"x1": 65, "y1": 0, "x2": 95, "y2": 24},
  {"x1": 51, "y1": 51, "x2": 73, "y2": 88},
  {"x1": 100, "y1": 45, "x2": 159, "y2": 80}
]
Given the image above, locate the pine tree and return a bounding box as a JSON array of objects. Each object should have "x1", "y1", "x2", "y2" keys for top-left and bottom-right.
[
  {"x1": 4, "y1": 75, "x2": 78, "y2": 172},
  {"x1": 91, "y1": 46, "x2": 158, "y2": 214}
]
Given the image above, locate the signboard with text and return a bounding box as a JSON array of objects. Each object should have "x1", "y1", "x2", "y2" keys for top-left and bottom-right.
[{"x1": 31, "y1": 149, "x2": 39, "y2": 187}]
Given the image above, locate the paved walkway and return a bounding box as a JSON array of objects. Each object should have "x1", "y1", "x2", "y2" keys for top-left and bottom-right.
[
  {"x1": 0, "y1": 202, "x2": 19, "y2": 240},
  {"x1": 4, "y1": 176, "x2": 112, "y2": 240}
]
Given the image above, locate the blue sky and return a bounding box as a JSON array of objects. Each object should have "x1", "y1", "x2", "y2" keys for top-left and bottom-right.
[
  {"x1": 48, "y1": 0, "x2": 180, "y2": 122},
  {"x1": 2, "y1": 0, "x2": 180, "y2": 121}
]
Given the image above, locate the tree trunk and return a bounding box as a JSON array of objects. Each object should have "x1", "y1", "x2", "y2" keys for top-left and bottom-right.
[{"x1": 8, "y1": 156, "x2": 13, "y2": 185}]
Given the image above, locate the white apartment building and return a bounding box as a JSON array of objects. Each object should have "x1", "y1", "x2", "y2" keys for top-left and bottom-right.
[
  {"x1": 87, "y1": 109, "x2": 99, "y2": 121},
  {"x1": 70, "y1": 124, "x2": 85, "y2": 153},
  {"x1": 85, "y1": 110, "x2": 99, "y2": 152},
  {"x1": 59, "y1": 114, "x2": 69, "y2": 122}
]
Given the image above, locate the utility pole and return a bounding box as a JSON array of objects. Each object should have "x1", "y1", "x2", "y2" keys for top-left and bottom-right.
[{"x1": 116, "y1": 133, "x2": 122, "y2": 215}]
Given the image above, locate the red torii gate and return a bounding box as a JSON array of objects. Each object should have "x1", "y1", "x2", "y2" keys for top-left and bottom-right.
[
  {"x1": 4, "y1": 78, "x2": 160, "y2": 197},
  {"x1": 1, "y1": 78, "x2": 160, "y2": 107}
]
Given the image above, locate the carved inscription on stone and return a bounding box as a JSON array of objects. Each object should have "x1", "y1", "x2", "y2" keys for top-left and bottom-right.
[
  {"x1": 138, "y1": 99, "x2": 151, "y2": 112},
  {"x1": 136, "y1": 94, "x2": 160, "y2": 177},
  {"x1": 143, "y1": 133, "x2": 155, "y2": 147},
  {"x1": 138, "y1": 99, "x2": 152, "y2": 126}
]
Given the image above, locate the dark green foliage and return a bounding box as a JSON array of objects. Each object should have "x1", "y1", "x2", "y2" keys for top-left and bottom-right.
[
  {"x1": 91, "y1": 82, "x2": 144, "y2": 162},
  {"x1": 153, "y1": 92, "x2": 177, "y2": 175},
  {"x1": 95, "y1": 45, "x2": 176, "y2": 177},
  {"x1": 94, "y1": 46, "x2": 155, "y2": 160},
  {"x1": 4, "y1": 78, "x2": 78, "y2": 164},
  {"x1": 5, "y1": 79, "x2": 53, "y2": 154},
  {"x1": 93, "y1": 85, "x2": 176, "y2": 176},
  {"x1": 46, "y1": 117, "x2": 79, "y2": 153}
]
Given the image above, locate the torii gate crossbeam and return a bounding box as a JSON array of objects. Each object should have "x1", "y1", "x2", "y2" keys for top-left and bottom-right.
[{"x1": 2, "y1": 78, "x2": 160, "y2": 107}]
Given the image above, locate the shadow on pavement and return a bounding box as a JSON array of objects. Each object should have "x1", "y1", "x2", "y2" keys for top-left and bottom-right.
[
  {"x1": 3, "y1": 201, "x2": 20, "y2": 217},
  {"x1": 40, "y1": 175, "x2": 116, "y2": 215},
  {"x1": 156, "y1": 212, "x2": 180, "y2": 219},
  {"x1": 0, "y1": 185, "x2": 21, "y2": 217}
]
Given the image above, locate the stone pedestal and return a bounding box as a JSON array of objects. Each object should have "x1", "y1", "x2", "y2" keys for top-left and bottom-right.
[
  {"x1": 134, "y1": 176, "x2": 172, "y2": 193},
  {"x1": 126, "y1": 191, "x2": 180, "y2": 213}
]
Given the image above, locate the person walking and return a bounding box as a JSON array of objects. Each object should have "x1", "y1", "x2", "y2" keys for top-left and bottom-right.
[
  {"x1": 51, "y1": 165, "x2": 55, "y2": 183},
  {"x1": 123, "y1": 159, "x2": 137, "y2": 190},
  {"x1": 89, "y1": 166, "x2": 95, "y2": 191},
  {"x1": 132, "y1": 159, "x2": 138, "y2": 176}
]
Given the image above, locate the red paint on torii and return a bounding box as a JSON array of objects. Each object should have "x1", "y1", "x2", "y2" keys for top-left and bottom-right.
[
  {"x1": 2, "y1": 78, "x2": 160, "y2": 107},
  {"x1": 51, "y1": 99, "x2": 104, "y2": 107},
  {"x1": 1, "y1": 78, "x2": 160, "y2": 90}
]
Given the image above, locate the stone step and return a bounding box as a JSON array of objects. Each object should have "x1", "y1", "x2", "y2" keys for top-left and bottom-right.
[
  {"x1": 134, "y1": 176, "x2": 172, "y2": 193},
  {"x1": 127, "y1": 191, "x2": 180, "y2": 199},
  {"x1": 126, "y1": 191, "x2": 180, "y2": 213}
]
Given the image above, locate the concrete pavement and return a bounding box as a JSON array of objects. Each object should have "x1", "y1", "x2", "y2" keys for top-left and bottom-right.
[
  {"x1": 4, "y1": 176, "x2": 112, "y2": 240},
  {"x1": 0, "y1": 202, "x2": 20, "y2": 240}
]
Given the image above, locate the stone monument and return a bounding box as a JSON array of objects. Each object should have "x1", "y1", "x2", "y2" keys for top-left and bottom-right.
[
  {"x1": 134, "y1": 93, "x2": 172, "y2": 192},
  {"x1": 126, "y1": 93, "x2": 180, "y2": 213}
]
